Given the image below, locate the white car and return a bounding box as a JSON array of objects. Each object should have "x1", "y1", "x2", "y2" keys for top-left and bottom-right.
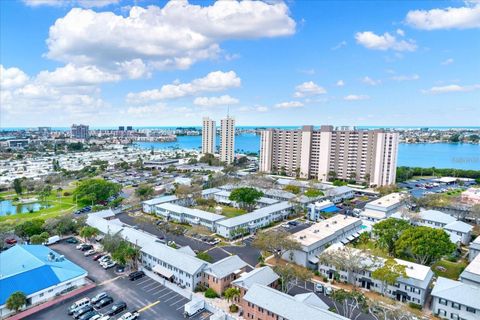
[
  {"x1": 99, "y1": 256, "x2": 111, "y2": 263},
  {"x1": 103, "y1": 261, "x2": 116, "y2": 269},
  {"x1": 118, "y1": 311, "x2": 139, "y2": 320},
  {"x1": 97, "y1": 316, "x2": 110, "y2": 320},
  {"x1": 324, "y1": 286, "x2": 333, "y2": 296},
  {"x1": 84, "y1": 249, "x2": 96, "y2": 256}
]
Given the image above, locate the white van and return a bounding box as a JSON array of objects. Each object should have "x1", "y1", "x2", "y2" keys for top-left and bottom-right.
[{"x1": 67, "y1": 297, "x2": 91, "y2": 315}]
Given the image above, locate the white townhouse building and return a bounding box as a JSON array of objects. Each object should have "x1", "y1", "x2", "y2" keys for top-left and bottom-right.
[
  {"x1": 431, "y1": 277, "x2": 480, "y2": 320},
  {"x1": 283, "y1": 215, "x2": 363, "y2": 268},
  {"x1": 360, "y1": 192, "x2": 406, "y2": 222},
  {"x1": 324, "y1": 186, "x2": 355, "y2": 204},
  {"x1": 469, "y1": 236, "x2": 480, "y2": 262},
  {"x1": 213, "y1": 190, "x2": 279, "y2": 208},
  {"x1": 215, "y1": 202, "x2": 293, "y2": 239},
  {"x1": 307, "y1": 200, "x2": 338, "y2": 221},
  {"x1": 459, "y1": 253, "x2": 480, "y2": 286},
  {"x1": 318, "y1": 245, "x2": 434, "y2": 306},
  {"x1": 155, "y1": 202, "x2": 225, "y2": 230},
  {"x1": 414, "y1": 210, "x2": 473, "y2": 245},
  {"x1": 142, "y1": 195, "x2": 181, "y2": 213}
]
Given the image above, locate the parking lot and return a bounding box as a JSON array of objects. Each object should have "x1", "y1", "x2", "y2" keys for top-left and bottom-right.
[{"x1": 25, "y1": 241, "x2": 211, "y2": 320}]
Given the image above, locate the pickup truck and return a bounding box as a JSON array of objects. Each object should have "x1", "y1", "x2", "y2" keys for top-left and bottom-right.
[{"x1": 117, "y1": 311, "x2": 140, "y2": 320}]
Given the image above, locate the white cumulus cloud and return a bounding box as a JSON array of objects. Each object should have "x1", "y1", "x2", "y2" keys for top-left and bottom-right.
[
  {"x1": 275, "y1": 101, "x2": 304, "y2": 109},
  {"x1": 423, "y1": 84, "x2": 480, "y2": 94},
  {"x1": 23, "y1": 0, "x2": 119, "y2": 8},
  {"x1": 344, "y1": 94, "x2": 370, "y2": 101},
  {"x1": 355, "y1": 31, "x2": 417, "y2": 52},
  {"x1": 362, "y1": 76, "x2": 381, "y2": 86},
  {"x1": 36, "y1": 64, "x2": 121, "y2": 86},
  {"x1": 336, "y1": 80, "x2": 345, "y2": 87},
  {"x1": 1, "y1": 65, "x2": 30, "y2": 89},
  {"x1": 45, "y1": 2, "x2": 295, "y2": 72},
  {"x1": 127, "y1": 71, "x2": 241, "y2": 103},
  {"x1": 193, "y1": 95, "x2": 239, "y2": 107},
  {"x1": 293, "y1": 81, "x2": 327, "y2": 98},
  {"x1": 406, "y1": 4, "x2": 480, "y2": 30}
]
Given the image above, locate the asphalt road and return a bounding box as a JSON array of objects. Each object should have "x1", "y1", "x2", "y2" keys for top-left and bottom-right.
[{"x1": 26, "y1": 241, "x2": 211, "y2": 320}]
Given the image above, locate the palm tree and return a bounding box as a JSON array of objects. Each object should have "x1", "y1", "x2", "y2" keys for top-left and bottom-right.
[
  {"x1": 6, "y1": 291, "x2": 26, "y2": 312},
  {"x1": 223, "y1": 287, "x2": 240, "y2": 303}
]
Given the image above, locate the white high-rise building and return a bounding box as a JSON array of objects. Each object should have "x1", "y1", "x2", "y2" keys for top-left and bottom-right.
[
  {"x1": 259, "y1": 125, "x2": 399, "y2": 186},
  {"x1": 220, "y1": 116, "x2": 235, "y2": 164},
  {"x1": 202, "y1": 117, "x2": 216, "y2": 154}
]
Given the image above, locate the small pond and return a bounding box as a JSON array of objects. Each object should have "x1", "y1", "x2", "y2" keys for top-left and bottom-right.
[{"x1": 0, "y1": 200, "x2": 51, "y2": 216}]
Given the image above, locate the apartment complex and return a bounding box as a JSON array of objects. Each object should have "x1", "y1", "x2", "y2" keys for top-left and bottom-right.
[
  {"x1": 259, "y1": 125, "x2": 399, "y2": 186},
  {"x1": 220, "y1": 116, "x2": 235, "y2": 164},
  {"x1": 202, "y1": 117, "x2": 216, "y2": 154},
  {"x1": 71, "y1": 124, "x2": 89, "y2": 140}
]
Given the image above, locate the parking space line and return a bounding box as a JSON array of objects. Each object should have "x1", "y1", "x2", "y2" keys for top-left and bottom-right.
[
  {"x1": 164, "y1": 294, "x2": 179, "y2": 302},
  {"x1": 159, "y1": 291, "x2": 174, "y2": 299},
  {"x1": 155, "y1": 287, "x2": 168, "y2": 295},
  {"x1": 136, "y1": 278, "x2": 151, "y2": 286},
  {"x1": 138, "y1": 300, "x2": 160, "y2": 313},
  {"x1": 142, "y1": 281, "x2": 159, "y2": 289},
  {"x1": 170, "y1": 297, "x2": 186, "y2": 306},
  {"x1": 99, "y1": 275, "x2": 122, "y2": 286},
  {"x1": 176, "y1": 302, "x2": 188, "y2": 311},
  {"x1": 146, "y1": 284, "x2": 162, "y2": 292}
]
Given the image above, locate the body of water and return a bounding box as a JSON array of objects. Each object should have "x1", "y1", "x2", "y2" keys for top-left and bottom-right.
[
  {"x1": 0, "y1": 200, "x2": 50, "y2": 216},
  {"x1": 135, "y1": 135, "x2": 479, "y2": 170}
]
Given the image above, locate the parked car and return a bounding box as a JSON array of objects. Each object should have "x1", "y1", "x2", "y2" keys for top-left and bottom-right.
[
  {"x1": 84, "y1": 249, "x2": 96, "y2": 256},
  {"x1": 5, "y1": 238, "x2": 17, "y2": 245},
  {"x1": 287, "y1": 221, "x2": 298, "y2": 226},
  {"x1": 78, "y1": 311, "x2": 99, "y2": 320},
  {"x1": 80, "y1": 244, "x2": 93, "y2": 252},
  {"x1": 117, "y1": 311, "x2": 139, "y2": 320},
  {"x1": 76, "y1": 243, "x2": 88, "y2": 250},
  {"x1": 98, "y1": 255, "x2": 111, "y2": 263},
  {"x1": 73, "y1": 305, "x2": 94, "y2": 319},
  {"x1": 92, "y1": 253, "x2": 105, "y2": 261},
  {"x1": 314, "y1": 282, "x2": 324, "y2": 293},
  {"x1": 96, "y1": 316, "x2": 110, "y2": 320},
  {"x1": 324, "y1": 286, "x2": 333, "y2": 296},
  {"x1": 115, "y1": 265, "x2": 125, "y2": 273},
  {"x1": 103, "y1": 261, "x2": 116, "y2": 269},
  {"x1": 66, "y1": 237, "x2": 79, "y2": 244},
  {"x1": 94, "y1": 296, "x2": 114, "y2": 309},
  {"x1": 91, "y1": 292, "x2": 109, "y2": 305},
  {"x1": 68, "y1": 298, "x2": 91, "y2": 315},
  {"x1": 106, "y1": 302, "x2": 127, "y2": 316},
  {"x1": 128, "y1": 270, "x2": 145, "y2": 281}
]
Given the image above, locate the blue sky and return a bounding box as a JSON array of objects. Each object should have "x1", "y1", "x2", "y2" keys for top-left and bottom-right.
[{"x1": 1, "y1": 0, "x2": 479, "y2": 127}]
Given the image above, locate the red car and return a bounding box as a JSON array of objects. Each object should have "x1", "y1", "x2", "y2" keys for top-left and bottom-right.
[
  {"x1": 93, "y1": 253, "x2": 105, "y2": 261},
  {"x1": 5, "y1": 238, "x2": 17, "y2": 245}
]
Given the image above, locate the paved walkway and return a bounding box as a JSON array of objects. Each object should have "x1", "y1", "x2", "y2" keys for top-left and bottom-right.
[{"x1": 6, "y1": 282, "x2": 96, "y2": 320}]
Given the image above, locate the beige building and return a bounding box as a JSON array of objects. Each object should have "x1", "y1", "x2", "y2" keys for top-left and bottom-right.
[
  {"x1": 220, "y1": 116, "x2": 235, "y2": 164},
  {"x1": 259, "y1": 125, "x2": 398, "y2": 186},
  {"x1": 202, "y1": 117, "x2": 216, "y2": 154}
]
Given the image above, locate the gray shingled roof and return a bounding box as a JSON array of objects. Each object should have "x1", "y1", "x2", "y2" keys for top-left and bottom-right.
[
  {"x1": 231, "y1": 266, "x2": 279, "y2": 289},
  {"x1": 444, "y1": 220, "x2": 473, "y2": 233},
  {"x1": 204, "y1": 255, "x2": 247, "y2": 279},
  {"x1": 431, "y1": 277, "x2": 480, "y2": 309},
  {"x1": 419, "y1": 210, "x2": 456, "y2": 225}
]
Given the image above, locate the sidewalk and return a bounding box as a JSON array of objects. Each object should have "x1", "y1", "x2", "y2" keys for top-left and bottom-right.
[{"x1": 6, "y1": 282, "x2": 96, "y2": 320}]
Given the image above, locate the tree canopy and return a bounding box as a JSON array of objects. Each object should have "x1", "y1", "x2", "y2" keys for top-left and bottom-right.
[
  {"x1": 13, "y1": 178, "x2": 23, "y2": 195},
  {"x1": 6, "y1": 291, "x2": 26, "y2": 312},
  {"x1": 372, "y1": 218, "x2": 412, "y2": 255},
  {"x1": 318, "y1": 246, "x2": 369, "y2": 286},
  {"x1": 135, "y1": 184, "x2": 154, "y2": 200},
  {"x1": 253, "y1": 229, "x2": 301, "y2": 262},
  {"x1": 395, "y1": 226, "x2": 455, "y2": 265},
  {"x1": 229, "y1": 187, "x2": 264, "y2": 211},
  {"x1": 79, "y1": 226, "x2": 99, "y2": 242},
  {"x1": 274, "y1": 264, "x2": 313, "y2": 293},
  {"x1": 14, "y1": 219, "x2": 45, "y2": 238},
  {"x1": 73, "y1": 178, "x2": 121, "y2": 206},
  {"x1": 304, "y1": 189, "x2": 324, "y2": 198},
  {"x1": 371, "y1": 258, "x2": 407, "y2": 296}
]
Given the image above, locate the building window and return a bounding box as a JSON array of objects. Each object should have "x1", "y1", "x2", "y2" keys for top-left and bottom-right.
[
  {"x1": 439, "y1": 298, "x2": 448, "y2": 306},
  {"x1": 466, "y1": 307, "x2": 476, "y2": 313},
  {"x1": 451, "y1": 313, "x2": 459, "y2": 320},
  {"x1": 451, "y1": 302, "x2": 461, "y2": 310},
  {"x1": 437, "y1": 309, "x2": 446, "y2": 317}
]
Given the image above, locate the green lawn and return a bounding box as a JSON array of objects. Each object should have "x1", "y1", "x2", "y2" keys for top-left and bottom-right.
[
  {"x1": 194, "y1": 204, "x2": 246, "y2": 218},
  {"x1": 432, "y1": 260, "x2": 467, "y2": 280},
  {"x1": 351, "y1": 240, "x2": 390, "y2": 259},
  {"x1": 0, "y1": 191, "x2": 77, "y2": 227}
]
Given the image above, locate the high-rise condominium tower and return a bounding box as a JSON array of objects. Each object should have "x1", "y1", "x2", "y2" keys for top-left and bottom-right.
[
  {"x1": 202, "y1": 117, "x2": 216, "y2": 154},
  {"x1": 220, "y1": 116, "x2": 235, "y2": 164},
  {"x1": 71, "y1": 124, "x2": 89, "y2": 140},
  {"x1": 259, "y1": 125, "x2": 398, "y2": 186}
]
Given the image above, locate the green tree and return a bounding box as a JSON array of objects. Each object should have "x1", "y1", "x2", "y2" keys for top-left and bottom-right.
[
  {"x1": 395, "y1": 226, "x2": 456, "y2": 265},
  {"x1": 229, "y1": 187, "x2": 264, "y2": 211},
  {"x1": 135, "y1": 184, "x2": 154, "y2": 200},
  {"x1": 372, "y1": 218, "x2": 412, "y2": 255},
  {"x1": 73, "y1": 178, "x2": 121, "y2": 206},
  {"x1": 223, "y1": 287, "x2": 240, "y2": 303},
  {"x1": 358, "y1": 232, "x2": 370, "y2": 245},
  {"x1": 6, "y1": 291, "x2": 26, "y2": 312},
  {"x1": 283, "y1": 185, "x2": 301, "y2": 195},
  {"x1": 30, "y1": 232, "x2": 50, "y2": 244},
  {"x1": 371, "y1": 258, "x2": 407, "y2": 296},
  {"x1": 375, "y1": 185, "x2": 400, "y2": 196},
  {"x1": 274, "y1": 264, "x2": 313, "y2": 293},
  {"x1": 14, "y1": 219, "x2": 45, "y2": 238},
  {"x1": 13, "y1": 178, "x2": 23, "y2": 195},
  {"x1": 304, "y1": 189, "x2": 324, "y2": 198},
  {"x1": 196, "y1": 251, "x2": 213, "y2": 263},
  {"x1": 79, "y1": 226, "x2": 99, "y2": 242},
  {"x1": 331, "y1": 290, "x2": 368, "y2": 319},
  {"x1": 253, "y1": 229, "x2": 301, "y2": 262}
]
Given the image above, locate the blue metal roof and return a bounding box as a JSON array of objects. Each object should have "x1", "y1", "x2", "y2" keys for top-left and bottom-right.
[{"x1": 0, "y1": 245, "x2": 87, "y2": 305}]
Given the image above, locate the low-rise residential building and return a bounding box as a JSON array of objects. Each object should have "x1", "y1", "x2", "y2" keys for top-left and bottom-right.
[
  {"x1": 202, "y1": 255, "x2": 248, "y2": 294},
  {"x1": 213, "y1": 190, "x2": 279, "y2": 208},
  {"x1": 469, "y1": 236, "x2": 480, "y2": 262},
  {"x1": 324, "y1": 186, "x2": 355, "y2": 204},
  {"x1": 231, "y1": 266, "x2": 279, "y2": 301},
  {"x1": 0, "y1": 245, "x2": 88, "y2": 318},
  {"x1": 318, "y1": 245, "x2": 434, "y2": 305},
  {"x1": 431, "y1": 277, "x2": 480, "y2": 320},
  {"x1": 307, "y1": 200, "x2": 338, "y2": 221},
  {"x1": 415, "y1": 210, "x2": 473, "y2": 245},
  {"x1": 283, "y1": 215, "x2": 363, "y2": 268},
  {"x1": 155, "y1": 202, "x2": 225, "y2": 230},
  {"x1": 360, "y1": 193, "x2": 406, "y2": 222},
  {"x1": 459, "y1": 254, "x2": 480, "y2": 286},
  {"x1": 241, "y1": 283, "x2": 348, "y2": 320},
  {"x1": 215, "y1": 201, "x2": 293, "y2": 239},
  {"x1": 142, "y1": 195, "x2": 180, "y2": 213}
]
